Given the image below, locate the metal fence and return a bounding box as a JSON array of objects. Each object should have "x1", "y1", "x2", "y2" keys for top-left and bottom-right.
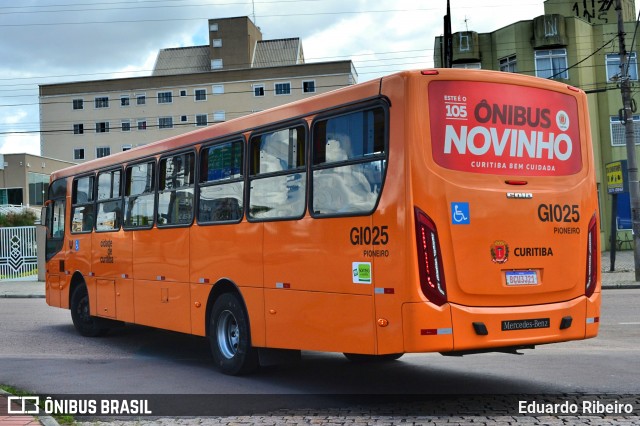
[{"x1": 0, "y1": 226, "x2": 37, "y2": 281}]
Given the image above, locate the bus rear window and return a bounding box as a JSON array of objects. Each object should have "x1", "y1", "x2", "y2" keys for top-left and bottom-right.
[{"x1": 428, "y1": 80, "x2": 582, "y2": 176}]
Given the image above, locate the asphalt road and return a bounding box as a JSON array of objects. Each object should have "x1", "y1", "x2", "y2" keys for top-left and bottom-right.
[{"x1": 0, "y1": 289, "x2": 638, "y2": 421}]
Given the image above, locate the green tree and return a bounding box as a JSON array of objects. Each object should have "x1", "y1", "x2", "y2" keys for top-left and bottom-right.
[{"x1": 0, "y1": 210, "x2": 38, "y2": 227}]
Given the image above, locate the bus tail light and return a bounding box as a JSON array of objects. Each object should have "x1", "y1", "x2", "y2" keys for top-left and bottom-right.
[
  {"x1": 414, "y1": 207, "x2": 447, "y2": 306},
  {"x1": 585, "y1": 213, "x2": 598, "y2": 297}
]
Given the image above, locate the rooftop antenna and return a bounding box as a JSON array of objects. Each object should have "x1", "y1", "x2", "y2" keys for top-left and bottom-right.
[
  {"x1": 464, "y1": 15, "x2": 469, "y2": 31},
  {"x1": 252, "y1": 0, "x2": 257, "y2": 25}
]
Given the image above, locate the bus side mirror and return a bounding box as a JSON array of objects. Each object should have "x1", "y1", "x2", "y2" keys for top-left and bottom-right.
[{"x1": 41, "y1": 201, "x2": 51, "y2": 227}]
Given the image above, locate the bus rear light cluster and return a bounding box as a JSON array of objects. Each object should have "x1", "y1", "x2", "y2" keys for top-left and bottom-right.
[
  {"x1": 585, "y1": 213, "x2": 598, "y2": 297},
  {"x1": 414, "y1": 207, "x2": 447, "y2": 306}
]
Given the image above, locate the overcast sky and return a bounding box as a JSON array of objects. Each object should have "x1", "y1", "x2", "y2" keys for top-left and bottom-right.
[{"x1": 0, "y1": 0, "x2": 632, "y2": 156}]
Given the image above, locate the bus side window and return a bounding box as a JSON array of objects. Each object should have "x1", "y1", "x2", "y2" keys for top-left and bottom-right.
[
  {"x1": 124, "y1": 161, "x2": 155, "y2": 229},
  {"x1": 52, "y1": 199, "x2": 65, "y2": 238},
  {"x1": 311, "y1": 107, "x2": 387, "y2": 216},
  {"x1": 158, "y1": 152, "x2": 195, "y2": 227},
  {"x1": 248, "y1": 125, "x2": 306, "y2": 220},
  {"x1": 71, "y1": 175, "x2": 95, "y2": 233},
  {"x1": 198, "y1": 140, "x2": 244, "y2": 223},
  {"x1": 96, "y1": 169, "x2": 122, "y2": 232}
]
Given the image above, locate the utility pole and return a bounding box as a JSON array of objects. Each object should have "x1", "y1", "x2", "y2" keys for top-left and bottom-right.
[
  {"x1": 443, "y1": 0, "x2": 452, "y2": 68},
  {"x1": 616, "y1": 0, "x2": 640, "y2": 281}
]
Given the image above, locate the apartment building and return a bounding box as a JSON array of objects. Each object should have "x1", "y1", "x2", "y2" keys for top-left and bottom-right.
[
  {"x1": 434, "y1": 0, "x2": 639, "y2": 249},
  {"x1": 39, "y1": 17, "x2": 357, "y2": 163}
]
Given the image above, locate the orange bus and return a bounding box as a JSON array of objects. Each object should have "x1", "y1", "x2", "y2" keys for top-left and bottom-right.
[{"x1": 43, "y1": 69, "x2": 600, "y2": 375}]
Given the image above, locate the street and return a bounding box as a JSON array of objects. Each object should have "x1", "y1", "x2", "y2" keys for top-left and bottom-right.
[{"x1": 0, "y1": 289, "x2": 638, "y2": 422}]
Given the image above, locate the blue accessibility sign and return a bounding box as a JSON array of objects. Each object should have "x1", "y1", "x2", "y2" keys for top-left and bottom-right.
[{"x1": 451, "y1": 202, "x2": 470, "y2": 225}]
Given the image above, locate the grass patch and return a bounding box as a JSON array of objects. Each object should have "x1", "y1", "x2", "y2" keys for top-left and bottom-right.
[{"x1": 1, "y1": 384, "x2": 75, "y2": 424}]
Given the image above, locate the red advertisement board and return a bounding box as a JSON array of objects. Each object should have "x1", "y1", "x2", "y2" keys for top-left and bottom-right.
[{"x1": 428, "y1": 80, "x2": 582, "y2": 176}]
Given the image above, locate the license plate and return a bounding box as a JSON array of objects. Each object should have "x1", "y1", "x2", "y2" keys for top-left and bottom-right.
[
  {"x1": 505, "y1": 270, "x2": 538, "y2": 286},
  {"x1": 502, "y1": 318, "x2": 550, "y2": 331}
]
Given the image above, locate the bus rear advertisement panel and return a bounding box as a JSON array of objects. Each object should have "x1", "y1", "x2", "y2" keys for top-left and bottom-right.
[
  {"x1": 44, "y1": 69, "x2": 600, "y2": 375},
  {"x1": 429, "y1": 80, "x2": 582, "y2": 176}
]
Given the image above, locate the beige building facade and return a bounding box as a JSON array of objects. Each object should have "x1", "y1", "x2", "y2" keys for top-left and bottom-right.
[
  {"x1": 39, "y1": 17, "x2": 357, "y2": 163},
  {"x1": 0, "y1": 153, "x2": 74, "y2": 207},
  {"x1": 434, "y1": 0, "x2": 639, "y2": 250}
]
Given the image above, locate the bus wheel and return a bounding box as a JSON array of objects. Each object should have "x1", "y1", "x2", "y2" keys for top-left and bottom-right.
[
  {"x1": 209, "y1": 293, "x2": 258, "y2": 375},
  {"x1": 70, "y1": 285, "x2": 108, "y2": 337},
  {"x1": 343, "y1": 353, "x2": 404, "y2": 363}
]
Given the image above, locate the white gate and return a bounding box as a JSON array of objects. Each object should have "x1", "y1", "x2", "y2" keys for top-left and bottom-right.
[{"x1": 0, "y1": 226, "x2": 38, "y2": 281}]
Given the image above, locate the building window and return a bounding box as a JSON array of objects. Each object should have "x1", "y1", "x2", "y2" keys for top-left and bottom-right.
[
  {"x1": 196, "y1": 114, "x2": 208, "y2": 126},
  {"x1": 136, "y1": 94, "x2": 146, "y2": 105},
  {"x1": 120, "y1": 96, "x2": 130, "y2": 107},
  {"x1": 535, "y1": 49, "x2": 568, "y2": 79},
  {"x1": 213, "y1": 111, "x2": 226, "y2": 122},
  {"x1": 0, "y1": 188, "x2": 23, "y2": 205},
  {"x1": 606, "y1": 52, "x2": 638, "y2": 81},
  {"x1": 158, "y1": 91, "x2": 173, "y2": 104},
  {"x1": 137, "y1": 119, "x2": 147, "y2": 130},
  {"x1": 212, "y1": 84, "x2": 224, "y2": 95},
  {"x1": 180, "y1": 89, "x2": 187, "y2": 97},
  {"x1": 95, "y1": 97, "x2": 109, "y2": 108},
  {"x1": 211, "y1": 59, "x2": 223, "y2": 70},
  {"x1": 73, "y1": 99, "x2": 84, "y2": 110},
  {"x1": 74, "y1": 148, "x2": 85, "y2": 160},
  {"x1": 122, "y1": 144, "x2": 132, "y2": 151},
  {"x1": 95, "y1": 122, "x2": 109, "y2": 133},
  {"x1": 212, "y1": 39, "x2": 222, "y2": 48},
  {"x1": 209, "y1": 23, "x2": 218, "y2": 31},
  {"x1": 159, "y1": 117, "x2": 173, "y2": 129},
  {"x1": 96, "y1": 146, "x2": 111, "y2": 158},
  {"x1": 275, "y1": 82, "x2": 291, "y2": 96},
  {"x1": 303, "y1": 80, "x2": 316, "y2": 93},
  {"x1": 459, "y1": 33, "x2": 470, "y2": 52},
  {"x1": 499, "y1": 55, "x2": 517, "y2": 73},
  {"x1": 452, "y1": 63, "x2": 481, "y2": 69},
  {"x1": 610, "y1": 115, "x2": 640, "y2": 146},
  {"x1": 28, "y1": 172, "x2": 49, "y2": 206},
  {"x1": 253, "y1": 84, "x2": 265, "y2": 97},
  {"x1": 195, "y1": 88, "x2": 207, "y2": 101},
  {"x1": 73, "y1": 124, "x2": 84, "y2": 135},
  {"x1": 121, "y1": 120, "x2": 131, "y2": 132},
  {"x1": 181, "y1": 115, "x2": 188, "y2": 123}
]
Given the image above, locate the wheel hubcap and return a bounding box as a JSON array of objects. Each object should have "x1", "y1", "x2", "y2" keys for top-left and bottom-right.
[{"x1": 217, "y1": 310, "x2": 239, "y2": 359}]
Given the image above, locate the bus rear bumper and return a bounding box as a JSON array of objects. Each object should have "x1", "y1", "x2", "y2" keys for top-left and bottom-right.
[{"x1": 402, "y1": 292, "x2": 601, "y2": 353}]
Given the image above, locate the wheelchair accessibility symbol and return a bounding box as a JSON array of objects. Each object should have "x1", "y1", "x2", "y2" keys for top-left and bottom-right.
[{"x1": 451, "y1": 202, "x2": 470, "y2": 225}]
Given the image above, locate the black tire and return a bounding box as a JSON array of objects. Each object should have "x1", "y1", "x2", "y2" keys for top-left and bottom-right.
[
  {"x1": 70, "y1": 284, "x2": 108, "y2": 337},
  {"x1": 209, "y1": 292, "x2": 258, "y2": 375},
  {"x1": 343, "y1": 353, "x2": 404, "y2": 363}
]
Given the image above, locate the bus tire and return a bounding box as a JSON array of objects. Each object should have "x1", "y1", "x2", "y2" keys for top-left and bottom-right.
[
  {"x1": 343, "y1": 353, "x2": 404, "y2": 363},
  {"x1": 70, "y1": 284, "x2": 109, "y2": 337},
  {"x1": 209, "y1": 292, "x2": 258, "y2": 375}
]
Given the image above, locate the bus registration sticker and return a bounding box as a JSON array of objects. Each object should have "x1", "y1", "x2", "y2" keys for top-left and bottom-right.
[
  {"x1": 352, "y1": 262, "x2": 372, "y2": 284},
  {"x1": 505, "y1": 270, "x2": 538, "y2": 286}
]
